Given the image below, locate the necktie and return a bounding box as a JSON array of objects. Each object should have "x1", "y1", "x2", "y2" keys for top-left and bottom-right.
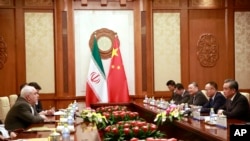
[
  {"x1": 209, "y1": 98, "x2": 213, "y2": 107},
  {"x1": 193, "y1": 96, "x2": 196, "y2": 104}
]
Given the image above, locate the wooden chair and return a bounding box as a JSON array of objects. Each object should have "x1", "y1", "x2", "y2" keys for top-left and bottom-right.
[
  {"x1": 9, "y1": 94, "x2": 18, "y2": 107},
  {"x1": 0, "y1": 96, "x2": 10, "y2": 122}
]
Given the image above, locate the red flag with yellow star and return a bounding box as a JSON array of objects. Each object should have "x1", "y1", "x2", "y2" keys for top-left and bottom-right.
[{"x1": 107, "y1": 35, "x2": 130, "y2": 103}]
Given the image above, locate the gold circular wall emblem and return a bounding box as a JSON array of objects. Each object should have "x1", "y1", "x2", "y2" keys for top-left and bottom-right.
[{"x1": 89, "y1": 28, "x2": 116, "y2": 59}]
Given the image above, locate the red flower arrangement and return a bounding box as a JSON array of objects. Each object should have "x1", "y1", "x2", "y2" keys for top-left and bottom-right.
[
  {"x1": 96, "y1": 106, "x2": 140, "y2": 125},
  {"x1": 103, "y1": 120, "x2": 165, "y2": 141},
  {"x1": 96, "y1": 105, "x2": 127, "y2": 113}
]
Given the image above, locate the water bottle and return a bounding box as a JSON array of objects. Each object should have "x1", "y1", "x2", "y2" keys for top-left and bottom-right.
[
  {"x1": 184, "y1": 103, "x2": 189, "y2": 111},
  {"x1": 67, "y1": 115, "x2": 74, "y2": 125},
  {"x1": 61, "y1": 124, "x2": 70, "y2": 141},
  {"x1": 210, "y1": 108, "x2": 215, "y2": 123}
]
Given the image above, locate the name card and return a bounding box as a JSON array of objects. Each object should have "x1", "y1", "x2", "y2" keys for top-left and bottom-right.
[
  {"x1": 216, "y1": 116, "x2": 227, "y2": 128},
  {"x1": 192, "y1": 111, "x2": 201, "y2": 120}
]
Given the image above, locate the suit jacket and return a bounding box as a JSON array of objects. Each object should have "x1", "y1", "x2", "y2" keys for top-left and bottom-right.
[
  {"x1": 188, "y1": 91, "x2": 208, "y2": 106},
  {"x1": 35, "y1": 100, "x2": 43, "y2": 113},
  {"x1": 170, "y1": 92, "x2": 181, "y2": 103},
  {"x1": 175, "y1": 90, "x2": 190, "y2": 105},
  {"x1": 219, "y1": 92, "x2": 250, "y2": 121},
  {"x1": 201, "y1": 91, "x2": 226, "y2": 113},
  {"x1": 4, "y1": 97, "x2": 44, "y2": 131}
]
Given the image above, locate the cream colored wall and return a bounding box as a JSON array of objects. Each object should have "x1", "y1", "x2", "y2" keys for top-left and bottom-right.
[
  {"x1": 24, "y1": 12, "x2": 55, "y2": 93},
  {"x1": 153, "y1": 13, "x2": 181, "y2": 91},
  {"x1": 235, "y1": 12, "x2": 250, "y2": 89}
]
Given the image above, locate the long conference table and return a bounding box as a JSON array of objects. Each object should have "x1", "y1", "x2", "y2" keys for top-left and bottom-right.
[{"x1": 13, "y1": 102, "x2": 247, "y2": 141}]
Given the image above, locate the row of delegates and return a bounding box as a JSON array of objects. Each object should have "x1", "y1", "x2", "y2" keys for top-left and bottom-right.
[
  {"x1": 217, "y1": 79, "x2": 250, "y2": 121},
  {"x1": 200, "y1": 81, "x2": 226, "y2": 113},
  {"x1": 4, "y1": 85, "x2": 47, "y2": 131}
]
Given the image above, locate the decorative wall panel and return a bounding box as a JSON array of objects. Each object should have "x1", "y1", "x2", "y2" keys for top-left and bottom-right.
[
  {"x1": 235, "y1": 12, "x2": 250, "y2": 89},
  {"x1": 25, "y1": 12, "x2": 55, "y2": 93},
  {"x1": 189, "y1": 0, "x2": 224, "y2": 8},
  {"x1": 0, "y1": 0, "x2": 11, "y2": 6},
  {"x1": 153, "y1": 13, "x2": 181, "y2": 91},
  {"x1": 0, "y1": 36, "x2": 7, "y2": 69},
  {"x1": 235, "y1": 0, "x2": 250, "y2": 7},
  {"x1": 197, "y1": 33, "x2": 219, "y2": 67}
]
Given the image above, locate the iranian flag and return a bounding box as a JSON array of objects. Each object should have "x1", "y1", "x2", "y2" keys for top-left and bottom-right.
[
  {"x1": 85, "y1": 37, "x2": 108, "y2": 107},
  {"x1": 107, "y1": 35, "x2": 130, "y2": 102}
]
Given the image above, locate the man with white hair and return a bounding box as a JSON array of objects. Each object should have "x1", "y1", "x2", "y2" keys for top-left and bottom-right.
[
  {"x1": 187, "y1": 82, "x2": 208, "y2": 106},
  {"x1": 4, "y1": 85, "x2": 47, "y2": 131}
]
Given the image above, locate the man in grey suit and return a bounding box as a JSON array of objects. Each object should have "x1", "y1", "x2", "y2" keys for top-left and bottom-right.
[
  {"x1": 218, "y1": 79, "x2": 250, "y2": 121},
  {"x1": 4, "y1": 85, "x2": 47, "y2": 131},
  {"x1": 187, "y1": 82, "x2": 208, "y2": 106}
]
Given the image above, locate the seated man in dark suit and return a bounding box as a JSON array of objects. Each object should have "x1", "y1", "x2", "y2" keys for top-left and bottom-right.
[
  {"x1": 4, "y1": 85, "x2": 47, "y2": 131},
  {"x1": 28, "y1": 82, "x2": 43, "y2": 113},
  {"x1": 217, "y1": 79, "x2": 250, "y2": 121},
  {"x1": 187, "y1": 82, "x2": 208, "y2": 106},
  {"x1": 200, "y1": 81, "x2": 226, "y2": 113},
  {"x1": 167, "y1": 80, "x2": 182, "y2": 103},
  {"x1": 174, "y1": 83, "x2": 190, "y2": 105}
]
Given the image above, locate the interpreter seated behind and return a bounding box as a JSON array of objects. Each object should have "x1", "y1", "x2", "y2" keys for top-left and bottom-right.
[
  {"x1": 217, "y1": 79, "x2": 250, "y2": 121},
  {"x1": 200, "y1": 81, "x2": 226, "y2": 113},
  {"x1": 4, "y1": 85, "x2": 47, "y2": 131}
]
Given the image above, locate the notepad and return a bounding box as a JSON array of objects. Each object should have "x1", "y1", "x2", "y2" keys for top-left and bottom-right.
[
  {"x1": 27, "y1": 138, "x2": 49, "y2": 141},
  {"x1": 11, "y1": 138, "x2": 49, "y2": 141},
  {"x1": 27, "y1": 126, "x2": 55, "y2": 132}
]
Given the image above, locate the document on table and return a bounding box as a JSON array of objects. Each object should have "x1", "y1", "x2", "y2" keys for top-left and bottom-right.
[
  {"x1": 26, "y1": 126, "x2": 55, "y2": 132},
  {"x1": 11, "y1": 138, "x2": 48, "y2": 141}
]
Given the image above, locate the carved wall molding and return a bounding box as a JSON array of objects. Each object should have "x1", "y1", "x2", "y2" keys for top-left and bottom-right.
[
  {"x1": 190, "y1": 0, "x2": 224, "y2": 8},
  {"x1": 25, "y1": 0, "x2": 53, "y2": 6},
  {"x1": 235, "y1": 0, "x2": 250, "y2": 7},
  {"x1": 0, "y1": 0, "x2": 11, "y2": 6},
  {"x1": 80, "y1": 0, "x2": 131, "y2": 6},
  {"x1": 0, "y1": 36, "x2": 7, "y2": 69},
  {"x1": 197, "y1": 33, "x2": 219, "y2": 67}
]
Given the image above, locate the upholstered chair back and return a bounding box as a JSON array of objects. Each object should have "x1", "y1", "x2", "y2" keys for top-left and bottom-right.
[
  {"x1": 9, "y1": 94, "x2": 18, "y2": 107},
  {"x1": 0, "y1": 96, "x2": 10, "y2": 122}
]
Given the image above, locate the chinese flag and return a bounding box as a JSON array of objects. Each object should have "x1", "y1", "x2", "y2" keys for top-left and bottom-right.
[
  {"x1": 107, "y1": 35, "x2": 130, "y2": 103},
  {"x1": 86, "y1": 37, "x2": 108, "y2": 107}
]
